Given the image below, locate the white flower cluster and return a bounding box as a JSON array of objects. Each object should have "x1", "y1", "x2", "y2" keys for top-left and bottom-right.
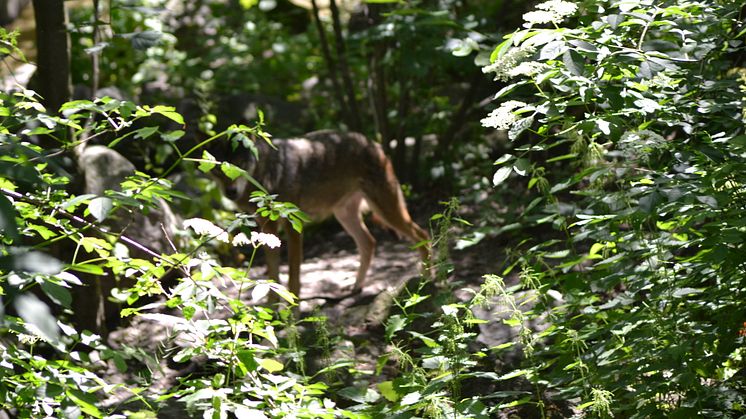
[
  {"x1": 183, "y1": 218, "x2": 281, "y2": 249},
  {"x1": 508, "y1": 61, "x2": 550, "y2": 79},
  {"x1": 481, "y1": 101, "x2": 528, "y2": 130},
  {"x1": 183, "y1": 217, "x2": 230, "y2": 243},
  {"x1": 482, "y1": 44, "x2": 536, "y2": 82},
  {"x1": 232, "y1": 231, "x2": 282, "y2": 248},
  {"x1": 251, "y1": 231, "x2": 282, "y2": 249},
  {"x1": 523, "y1": 0, "x2": 578, "y2": 26},
  {"x1": 618, "y1": 129, "x2": 666, "y2": 159}
]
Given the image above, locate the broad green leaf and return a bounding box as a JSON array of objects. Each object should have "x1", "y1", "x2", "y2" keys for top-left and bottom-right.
[
  {"x1": 493, "y1": 166, "x2": 512, "y2": 186},
  {"x1": 513, "y1": 158, "x2": 531, "y2": 176},
  {"x1": 562, "y1": 49, "x2": 584, "y2": 76},
  {"x1": 494, "y1": 153, "x2": 514, "y2": 165},
  {"x1": 134, "y1": 126, "x2": 159, "y2": 140},
  {"x1": 499, "y1": 369, "x2": 530, "y2": 380},
  {"x1": 672, "y1": 287, "x2": 703, "y2": 297},
  {"x1": 258, "y1": 358, "x2": 283, "y2": 373},
  {"x1": 251, "y1": 283, "x2": 271, "y2": 302},
  {"x1": 540, "y1": 40, "x2": 566, "y2": 60},
  {"x1": 162, "y1": 130, "x2": 185, "y2": 142},
  {"x1": 377, "y1": 381, "x2": 399, "y2": 402},
  {"x1": 40, "y1": 280, "x2": 72, "y2": 309},
  {"x1": 198, "y1": 150, "x2": 217, "y2": 173},
  {"x1": 509, "y1": 115, "x2": 533, "y2": 141},
  {"x1": 66, "y1": 389, "x2": 102, "y2": 418},
  {"x1": 237, "y1": 350, "x2": 258, "y2": 374},
  {"x1": 337, "y1": 386, "x2": 381, "y2": 403},
  {"x1": 88, "y1": 197, "x2": 113, "y2": 222},
  {"x1": 220, "y1": 162, "x2": 245, "y2": 180},
  {"x1": 150, "y1": 105, "x2": 184, "y2": 125},
  {"x1": 401, "y1": 391, "x2": 421, "y2": 406},
  {"x1": 408, "y1": 331, "x2": 439, "y2": 348},
  {"x1": 385, "y1": 314, "x2": 408, "y2": 340},
  {"x1": 67, "y1": 263, "x2": 105, "y2": 275},
  {"x1": 606, "y1": 13, "x2": 624, "y2": 29}
]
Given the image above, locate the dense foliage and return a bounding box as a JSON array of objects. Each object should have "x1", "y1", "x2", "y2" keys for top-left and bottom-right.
[
  {"x1": 478, "y1": 0, "x2": 746, "y2": 416},
  {"x1": 1, "y1": 0, "x2": 745, "y2": 417}
]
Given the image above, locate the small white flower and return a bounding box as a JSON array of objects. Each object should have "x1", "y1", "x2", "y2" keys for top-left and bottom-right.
[
  {"x1": 183, "y1": 218, "x2": 230, "y2": 243},
  {"x1": 232, "y1": 232, "x2": 251, "y2": 246},
  {"x1": 481, "y1": 101, "x2": 528, "y2": 130},
  {"x1": 536, "y1": 0, "x2": 578, "y2": 16},
  {"x1": 523, "y1": 10, "x2": 559, "y2": 26},
  {"x1": 508, "y1": 61, "x2": 550, "y2": 78},
  {"x1": 250, "y1": 231, "x2": 281, "y2": 249},
  {"x1": 482, "y1": 44, "x2": 536, "y2": 82},
  {"x1": 17, "y1": 333, "x2": 40, "y2": 345},
  {"x1": 524, "y1": 0, "x2": 578, "y2": 26}
]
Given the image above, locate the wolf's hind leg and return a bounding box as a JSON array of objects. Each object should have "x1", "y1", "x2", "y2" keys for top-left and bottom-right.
[{"x1": 334, "y1": 193, "x2": 376, "y2": 291}]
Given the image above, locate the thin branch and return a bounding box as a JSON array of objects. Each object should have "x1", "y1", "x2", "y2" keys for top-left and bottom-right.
[
  {"x1": 329, "y1": 0, "x2": 362, "y2": 132},
  {"x1": 310, "y1": 0, "x2": 351, "y2": 127},
  {"x1": 2, "y1": 187, "x2": 167, "y2": 262}
]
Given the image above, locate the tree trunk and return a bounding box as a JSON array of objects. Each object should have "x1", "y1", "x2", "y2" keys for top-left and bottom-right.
[{"x1": 32, "y1": 0, "x2": 70, "y2": 114}]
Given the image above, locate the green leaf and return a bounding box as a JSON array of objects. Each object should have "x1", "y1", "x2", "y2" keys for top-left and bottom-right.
[
  {"x1": 606, "y1": 13, "x2": 624, "y2": 29},
  {"x1": 377, "y1": 381, "x2": 399, "y2": 402},
  {"x1": 150, "y1": 105, "x2": 184, "y2": 125},
  {"x1": 562, "y1": 49, "x2": 584, "y2": 76},
  {"x1": 498, "y1": 369, "x2": 529, "y2": 380},
  {"x1": 408, "y1": 331, "x2": 439, "y2": 348},
  {"x1": 492, "y1": 166, "x2": 512, "y2": 186},
  {"x1": 258, "y1": 358, "x2": 283, "y2": 373},
  {"x1": 66, "y1": 389, "x2": 102, "y2": 418},
  {"x1": 509, "y1": 115, "x2": 534, "y2": 141},
  {"x1": 67, "y1": 263, "x2": 105, "y2": 275},
  {"x1": 401, "y1": 391, "x2": 421, "y2": 406},
  {"x1": 162, "y1": 130, "x2": 185, "y2": 142},
  {"x1": 338, "y1": 386, "x2": 381, "y2": 403},
  {"x1": 237, "y1": 350, "x2": 258, "y2": 374},
  {"x1": 134, "y1": 126, "x2": 159, "y2": 140},
  {"x1": 40, "y1": 280, "x2": 72, "y2": 309},
  {"x1": 540, "y1": 40, "x2": 566, "y2": 60},
  {"x1": 111, "y1": 352, "x2": 128, "y2": 373},
  {"x1": 513, "y1": 158, "x2": 531, "y2": 176},
  {"x1": 88, "y1": 197, "x2": 113, "y2": 222},
  {"x1": 672, "y1": 287, "x2": 703, "y2": 297},
  {"x1": 0, "y1": 193, "x2": 18, "y2": 241},
  {"x1": 198, "y1": 150, "x2": 217, "y2": 173},
  {"x1": 385, "y1": 314, "x2": 408, "y2": 340},
  {"x1": 220, "y1": 162, "x2": 246, "y2": 181}
]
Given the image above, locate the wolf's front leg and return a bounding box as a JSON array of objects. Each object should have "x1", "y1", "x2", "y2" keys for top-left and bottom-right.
[{"x1": 286, "y1": 226, "x2": 302, "y2": 299}]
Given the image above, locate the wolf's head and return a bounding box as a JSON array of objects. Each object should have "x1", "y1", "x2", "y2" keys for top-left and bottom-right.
[{"x1": 207, "y1": 136, "x2": 265, "y2": 206}]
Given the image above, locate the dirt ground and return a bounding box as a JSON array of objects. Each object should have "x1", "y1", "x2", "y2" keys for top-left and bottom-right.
[{"x1": 102, "y1": 221, "x2": 525, "y2": 414}]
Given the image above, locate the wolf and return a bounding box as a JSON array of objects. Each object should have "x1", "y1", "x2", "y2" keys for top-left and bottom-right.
[{"x1": 218, "y1": 130, "x2": 430, "y2": 298}]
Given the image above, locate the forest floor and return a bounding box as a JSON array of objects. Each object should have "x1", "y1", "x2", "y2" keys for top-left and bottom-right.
[{"x1": 102, "y1": 220, "x2": 536, "y2": 415}]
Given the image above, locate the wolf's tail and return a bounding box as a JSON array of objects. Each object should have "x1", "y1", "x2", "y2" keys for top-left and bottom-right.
[{"x1": 361, "y1": 147, "x2": 430, "y2": 263}]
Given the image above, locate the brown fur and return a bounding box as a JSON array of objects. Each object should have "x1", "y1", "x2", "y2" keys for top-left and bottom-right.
[{"x1": 223, "y1": 130, "x2": 430, "y2": 297}]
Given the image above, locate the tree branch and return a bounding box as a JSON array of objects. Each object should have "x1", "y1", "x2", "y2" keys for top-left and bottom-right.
[
  {"x1": 329, "y1": 0, "x2": 362, "y2": 132},
  {"x1": 310, "y1": 0, "x2": 351, "y2": 127}
]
